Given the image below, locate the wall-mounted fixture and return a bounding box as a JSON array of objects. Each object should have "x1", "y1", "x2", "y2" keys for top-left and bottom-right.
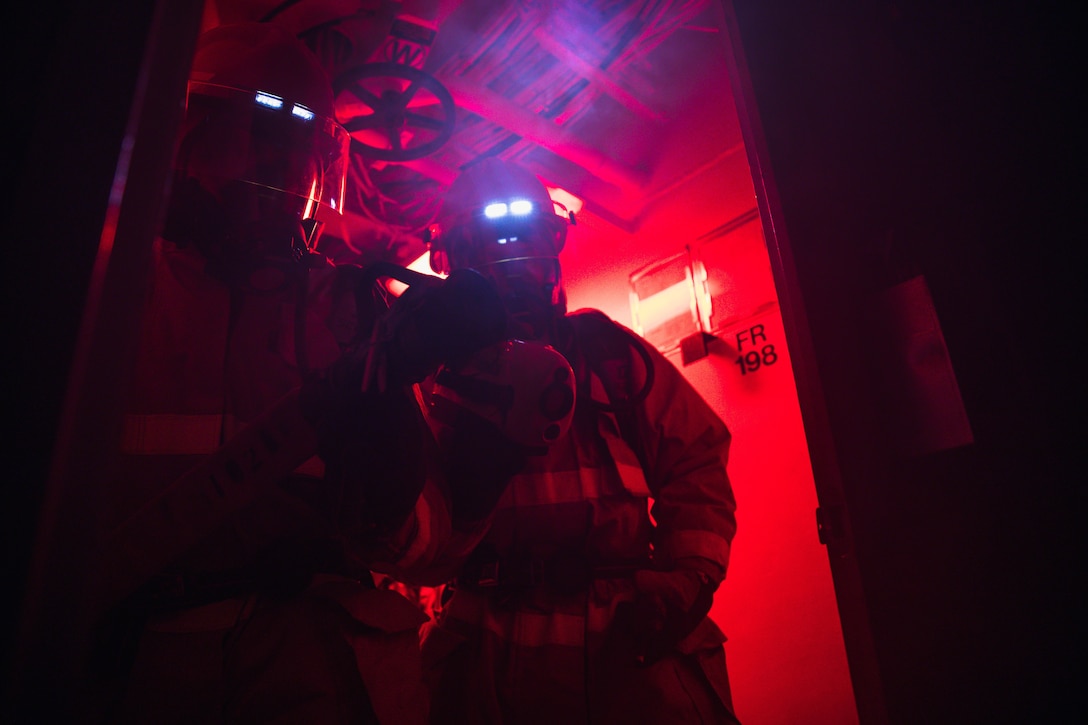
[
  {"x1": 629, "y1": 210, "x2": 779, "y2": 366},
  {"x1": 629, "y1": 247, "x2": 714, "y2": 365}
]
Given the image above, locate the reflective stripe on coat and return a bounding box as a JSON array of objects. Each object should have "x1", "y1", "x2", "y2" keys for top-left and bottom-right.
[{"x1": 421, "y1": 315, "x2": 738, "y2": 724}]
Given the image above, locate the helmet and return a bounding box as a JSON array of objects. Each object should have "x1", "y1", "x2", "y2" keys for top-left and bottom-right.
[
  {"x1": 428, "y1": 158, "x2": 572, "y2": 339},
  {"x1": 428, "y1": 339, "x2": 576, "y2": 452},
  {"x1": 165, "y1": 22, "x2": 350, "y2": 268},
  {"x1": 429, "y1": 157, "x2": 568, "y2": 273}
]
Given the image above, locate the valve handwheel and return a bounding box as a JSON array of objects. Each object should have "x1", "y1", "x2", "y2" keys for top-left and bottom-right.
[{"x1": 333, "y1": 62, "x2": 457, "y2": 162}]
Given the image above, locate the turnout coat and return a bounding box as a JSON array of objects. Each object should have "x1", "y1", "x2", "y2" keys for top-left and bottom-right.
[{"x1": 419, "y1": 310, "x2": 740, "y2": 724}]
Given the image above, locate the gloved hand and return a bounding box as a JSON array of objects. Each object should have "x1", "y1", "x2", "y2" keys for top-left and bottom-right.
[
  {"x1": 362, "y1": 269, "x2": 509, "y2": 392},
  {"x1": 617, "y1": 559, "x2": 720, "y2": 665},
  {"x1": 298, "y1": 358, "x2": 431, "y2": 543}
]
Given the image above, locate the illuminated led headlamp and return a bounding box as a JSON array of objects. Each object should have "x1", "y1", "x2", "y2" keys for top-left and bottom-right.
[
  {"x1": 428, "y1": 164, "x2": 572, "y2": 276},
  {"x1": 477, "y1": 198, "x2": 541, "y2": 246},
  {"x1": 254, "y1": 90, "x2": 318, "y2": 122},
  {"x1": 483, "y1": 199, "x2": 535, "y2": 219}
]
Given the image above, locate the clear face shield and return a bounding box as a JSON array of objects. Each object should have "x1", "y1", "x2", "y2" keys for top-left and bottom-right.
[{"x1": 169, "y1": 82, "x2": 350, "y2": 258}]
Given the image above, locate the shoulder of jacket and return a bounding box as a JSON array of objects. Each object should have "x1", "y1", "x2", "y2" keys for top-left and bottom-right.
[
  {"x1": 567, "y1": 307, "x2": 615, "y2": 327},
  {"x1": 566, "y1": 308, "x2": 635, "y2": 345},
  {"x1": 568, "y1": 309, "x2": 664, "y2": 365}
]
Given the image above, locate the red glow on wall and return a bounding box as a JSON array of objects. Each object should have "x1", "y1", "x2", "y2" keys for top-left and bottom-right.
[{"x1": 564, "y1": 203, "x2": 857, "y2": 724}]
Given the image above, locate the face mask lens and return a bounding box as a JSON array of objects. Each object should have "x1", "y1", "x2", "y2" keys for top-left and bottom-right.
[{"x1": 451, "y1": 216, "x2": 553, "y2": 268}]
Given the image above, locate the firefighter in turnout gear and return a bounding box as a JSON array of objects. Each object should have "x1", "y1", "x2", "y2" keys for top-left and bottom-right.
[
  {"x1": 95, "y1": 24, "x2": 560, "y2": 725},
  {"x1": 419, "y1": 157, "x2": 742, "y2": 724}
]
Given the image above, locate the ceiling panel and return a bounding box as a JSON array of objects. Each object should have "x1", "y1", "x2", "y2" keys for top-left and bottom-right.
[{"x1": 201, "y1": 0, "x2": 749, "y2": 269}]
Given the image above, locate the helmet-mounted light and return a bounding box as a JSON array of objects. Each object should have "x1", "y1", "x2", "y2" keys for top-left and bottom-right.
[
  {"x1": 428, "y1": 159, "x2": 573, "y2": 275},
  {"x1": 254, "y1": 90, "x2": 318, "y2": 122},
  {"x1": 478, "y1": 197, "x2": 541, "y2": 246},
  {"x1": 483, "y1": 199, "x2": 535, "y2": 219}
]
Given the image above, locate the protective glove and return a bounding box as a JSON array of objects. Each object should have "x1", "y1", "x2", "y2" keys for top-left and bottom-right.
[
  {"x1": 298, "y1": 368, "x2": 430, "y2": 543},
  {"x1": 616, "y1": 559, "x2": 720, "y2": 665},
  {"x1": 362, "y1": 268, "x2": 509, "y2": 392}
]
